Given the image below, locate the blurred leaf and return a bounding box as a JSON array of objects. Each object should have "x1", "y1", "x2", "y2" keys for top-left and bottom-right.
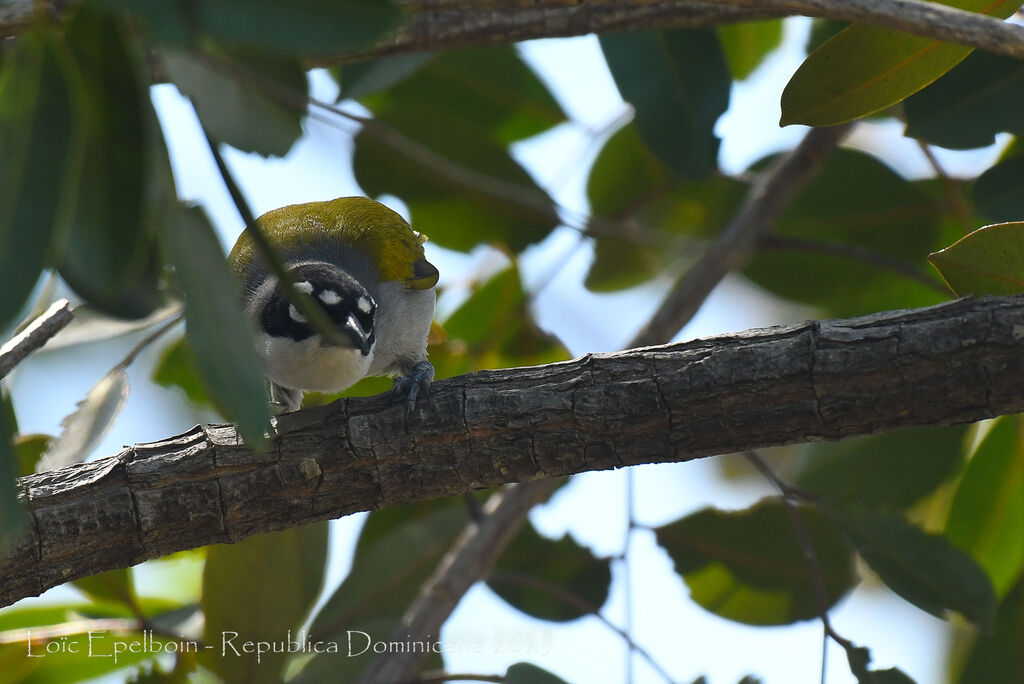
[
  {"x1": 794, "y1": 425, "x2": 968, "y2": 511},
  {"x1": 152, "y1": 336, "x2": 214, "y2": 409},
  {"x1": 904, "y1": 50, "x2": 1024, "y2": 149},
  {"x1": 37, "y1": 366, "x2": 128, "y2": 472},
  {"x1": 717, "y1": 20, "x2": 783, "y2": 80},
  {"x1": 745, "y1": 149, "x2": 945, "y2": 316},
  {"x1": 584, "y1": 124, "x2": 746, "y2": 292},
  {"x1": 72, "y1": 568, "x2": 138, "y2": 612},
  {"x1": 834, "y1": 505, "x2": 996, "y2": 628},
  {"x1": 780, "y1": 0, "x2": 1021, "y2": 126},
  {"x1": 353, "y1": 46, "x2": 565, "y2": 252},
  {"x1": 87, "y1": 0, "x2": 194, "y2": 46},
  {"x1": 161, "y1": 205, "x2": 270, "y2": 446},
  {"x1": 333, "y1": 52, "x2": 435, "y2": 100},
  {"x1": 201, "y1": 522, "x2": 328, "y2": 684},
  {"x1": 37, "y1": 365, "x2": 128, "y2": 470},
  {"x1": 61, "y1": 6, "x2": 164, "y2": 319},
  {"x1": 431, "y1": 265, "x2": 569, "y2": 378},
  {"x1": 46, "y1": 302, "x2": 182, "y2": 351},
  {"x1": 506, "y1": 662, "x2": 570, "y2": 684},
  {"x1": 0, "y1": 390, "x2": 25, "y2": 542},
  {"x1": 298, "y1": 500, "x2": 465, "y2": 683},
  {"x1": 973, "y1": 156, "x2": 1024, "y2": 223},
  {"x1": 958, "y1": 578, "x2": 1024, "y2": 684},
  {"x1": 488, "y1": 526, "x2": 611, "y2": 622},
  {"x1": 0, "y1": 28, "x2": 84, "y2": 331},
  {"x1": 13, "y1": 434, "x2": 51, "y2": 477},
  {"x1": 161, "y1": 48, "x2": 305, "y2": 157},
  {"x1": 945, "y1": 416, "x2": 1024, "y2": 598},
  {"x1": 600, "y1": 28, "x2": 729, "y2": 178},
  {"x1": 928, "y1": 222, "x2": 1024, "y2": 296},
  {"x1": 845, "y1": 644, "x2": 918, "y2": 684},
  {"x1": 655, "y1": 499, "x2": 856, "y2": 625}
]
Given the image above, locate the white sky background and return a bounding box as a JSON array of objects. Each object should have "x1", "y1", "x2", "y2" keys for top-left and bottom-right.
[{"x1": 9, "y1": 16, "x2": 1011, "y2": 684}]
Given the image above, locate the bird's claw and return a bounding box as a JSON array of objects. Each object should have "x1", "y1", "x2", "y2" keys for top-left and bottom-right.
[{"x1": 392, "y1": 361, "x2": 434, "y2": 418}]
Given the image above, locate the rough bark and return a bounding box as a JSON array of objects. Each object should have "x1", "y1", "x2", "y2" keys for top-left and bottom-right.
[{"x1": 4, "y1": 294, "x2": 1024, "y2": 608}]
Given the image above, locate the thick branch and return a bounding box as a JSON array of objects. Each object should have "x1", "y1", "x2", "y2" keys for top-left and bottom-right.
[
  {"x1": 5, "y1": 1, "x2": 1024, "y2": 63},
  {"x1": 4, "y1": 295, "x2": 1024, "y2": 607}
]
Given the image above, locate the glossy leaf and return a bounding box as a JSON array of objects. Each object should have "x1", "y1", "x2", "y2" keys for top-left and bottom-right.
[
  {"x1": 904, "y1": 50, "x2": 1024, "y2": 149},
  {"x1": 61, "y1": 7, "x2": 164, "y2": 318},
  {"x1": 973, "y1": 156, "x2": 1024, "y2": 223},
  {"x1": 72, "y1": 568, "x2": 138, "y2": 611},
  {"x1": 161, "y1": 48, "x2": 305, "y2": 157},
  {"x1": 201, "y1": 522, "x2": 328, "y2": 684},
  {"x1": 928, "y1": 222, "x2": 1024, "y2": 296},
  {"x1": 506, "y1": 662, "x2": 570, "y2": 684},
  {"x1": 959, "y1": 579, "x2": 1024, "y2": 684},
  {"x1": 780, "y1": 0, "x2": 1022, "y2": 126},
  {"x1": 353, "y1": 46, "x2": 565, "y2": 252},
  {"x1": 945, "y1": 416, "x2": 1024, "y2": 597},
  {"x1": 794, "y1": 425, "x2": 968, "y2": 511},
  {"x1": 488, "y1": 526, "x2": 611, "y2": 622},
  {"x1": 600, "y1": 29, "x2": 729, "y2": 178},
  {"x1": 36, "y1": 366, "x2": 129, "y2": 472},
  {"x1": 298, "y1": 499, "x2": 465, "y2": 683},
  {"x1": 161, "y1": 205, "x2": 270, "y2": 446},
  {"x1": 745, "y1": 149, "x2": 945, "y2": 316},
  {"x1": 0, "y1": 29, "x2": 83, "y2": 330},
  {"x1": 718, "y1": 20, "x2": 783, "y2": 80},
  {"x1": 334, "y1": 52, "x2": 435, "y2": 100},
  {"x1": 152, "y1": 336, "x2": 214, "y2": 409},
  {"x1": 835, "y1": 505, "x2": 996, "y2": 628},
  {"x1": 655, "y1": 499, "x2": 856, "y2": 625}
]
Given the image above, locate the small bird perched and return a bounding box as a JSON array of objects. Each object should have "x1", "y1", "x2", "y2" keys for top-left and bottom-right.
[{"x1": 228, "y1": 196, "x2": 438, "y2": 414}]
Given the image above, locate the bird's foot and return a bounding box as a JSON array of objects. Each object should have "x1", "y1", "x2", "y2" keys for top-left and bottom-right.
[{"x1": 392, "y1": 361, "x2": 434, "y2": 417}]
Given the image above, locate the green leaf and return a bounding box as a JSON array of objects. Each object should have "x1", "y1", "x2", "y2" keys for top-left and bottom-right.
[
  {"x1": 834, "y1": 505, "x2": 996, "y2": 628},
  {"x1": 0, "y1": 390, "x2": 25, "y2": 542},
  {"x1": 780, "y1": 0, "x2": 1022, "y2": 126},
  {"x1": 160, "y1": 205, "x2": 270, "y2": 446},
  {"x1": 37, "y1": 366, "x2": 129, "y2": 472},
  {"x1": 600, "y1": 28, "x2": 729, "y2": 178},
  {"x1": 959, "y1": 578, "x2": 1024, "y2": 684},
  {"x1": 506, "y1": 662, "x2": 570, "y2": 684},
  {"x1": 297, "y1": 499, "x2": 464, "y2": 683},
  {"x1": 973, "y1": 156, "x2": 1024, "y2": 223},
  {"x1": 488, "y1": 526, "x2": 611, "y2": 622},
  {"x1": 72, "y1": 568, "x2": 138, "y2": 611},
  {"x1": 60, "y1": 6, "x2": 164, "y2": 319},
  {"x1": 160, "y1": 48, "x2": 305, "y2": 157},
  {"x1": 745, "y1": 149, "x2": 945, "y2": 316},
  {"x1": 945, "y1": 417, "x2": 1024, "y2": 597},
  {"x1": 0, "y1": 28, "x2": 84, "y2": 330},
  {"x1": 904, "y1": 50, "x2": 1024, "y2": 149},
  {"x1": 794, "y1": 425, "x2": 968, "y2": 511},
  {"x1": 717, "y1": 20, "x2": 783, "y2": 80},
  {"x1": 353, "y1": 46, "x2": 565, "y2": 252},
  {"x1": 152, "y1": 336, "x2": 214, "y2": 409},
  {"x1": 13, "y1": 434, "x2": 51, "y2": 477},
  {"x1": 333, "y1": 52, "x2": 435, "y2": 101},
  {"x1": 654, "y1": 499, "x2": 856, "y2": 625},
  {"x1": 583, "y1": 124, "x2": 746, "y2": 291},
  {"x1": 928, "y1": 222, "x2": 1024, "y2": 296},
  {"x1": 201, "y1": 522, "x2": 328, "y2": 684}
]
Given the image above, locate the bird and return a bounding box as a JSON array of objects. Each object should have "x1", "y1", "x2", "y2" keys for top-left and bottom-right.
[{"x1": 228, "y1": 196, "x2": 438, "y2": 414}]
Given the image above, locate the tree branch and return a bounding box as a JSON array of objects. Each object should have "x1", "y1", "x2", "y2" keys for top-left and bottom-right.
[
  {"x1": 5, "y1": 294, "x2": 1024, "y2": 608},
  {"x1": 0, "y1": 299, "x2": 73, "y2": 380},
  {"x1": 6, "y1": 1, "x2": 1024, "y2": 63}
]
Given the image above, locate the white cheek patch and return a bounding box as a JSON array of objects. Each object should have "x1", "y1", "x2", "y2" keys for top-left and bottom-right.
[
  {"x1": 295, "y1": 281, "x2": 314, "y2": 294},
  {"x1": 358, "y1": 296, "x2": 373, "y2": 314},
  {"x1": 319, "y1": 289, "x2": 342, "y2": 305},
  {"x1": 288, "y1": 304, "x2": 307, "y2": 323}
]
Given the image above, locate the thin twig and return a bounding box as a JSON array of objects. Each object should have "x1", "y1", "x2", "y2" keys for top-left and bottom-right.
[
  {"x1": 410, "y1": 672, "x2": 505, "y2": 684},
  {"x1": 488, "y1": 570, "x2": 678, "y2": 684},
  {"x1": 0, "y1": 299, "x2": 73, "y2": 379},
  {"x1": 758, "y1": 234, "x2": 949, "y2": 295},
  {"x1": 629, "y1": 124, "x2": 852, "y2": 348}
]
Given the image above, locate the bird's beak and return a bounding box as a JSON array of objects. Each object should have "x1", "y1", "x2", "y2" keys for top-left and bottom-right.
[{"x1": 334, "y1": 312, "x2": 372, "y2": 356}]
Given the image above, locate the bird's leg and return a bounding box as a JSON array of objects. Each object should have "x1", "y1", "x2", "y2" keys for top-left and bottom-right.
[{"x1": 392, "y1": 360, "x2": 434, "y2": 417}]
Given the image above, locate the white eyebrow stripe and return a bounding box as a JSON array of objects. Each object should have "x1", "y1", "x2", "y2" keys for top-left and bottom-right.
[
  {"x1": 358, "y1": 296, "x2": 373, "y2": 313},
  {"x1": 319, "y1": 289, "x2": 342, "y2": 305}
]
